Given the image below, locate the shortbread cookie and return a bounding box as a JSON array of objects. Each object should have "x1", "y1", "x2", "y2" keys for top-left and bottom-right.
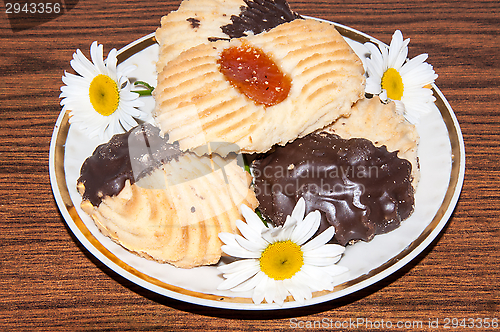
[
  {"x1": 154, "y1": 19, "x2": 365, "y2": 155},
  {"x1": 155, "y1": 0, "x2": 244, "y2": 74},
  {"x1": 77, "y1": 124, "x2": 258, "y2": 268},
  {"x1": 155, "y1": 0, "x2": 300, "y2": 74},
  {"x1": 322, "y1": 96, "x2": 419, "y2": 184}
]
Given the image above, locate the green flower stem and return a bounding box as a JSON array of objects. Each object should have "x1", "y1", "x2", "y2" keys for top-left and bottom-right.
[
  {"x1": 243, "y1": 155, "x2": 251, "y2": 175},
  {"x1": 134, "y1": 90, "x2": 153, "y2": 96},
  {"x1": 256, "y1": 209, "x2": 268, "y2": 227},
  {"x1": 133, "y1": 81, "x2": 155, "y2": 96}
]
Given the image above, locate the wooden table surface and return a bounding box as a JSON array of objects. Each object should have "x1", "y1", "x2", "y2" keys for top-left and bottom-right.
[{"x1": 1, "y1": 0, "x2": 499, "y2": 330}]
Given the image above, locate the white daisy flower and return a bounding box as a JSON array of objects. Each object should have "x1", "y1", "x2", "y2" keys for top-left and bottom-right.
[
  {"x1": 217, "y1": 198, "x2": 348, "y2": 306},
  {"x1": 364, "y1": 30, "x2": 438, "y2": 123},
  {"x1": 60, "y1": 41, "x2": 147, "y2": 139}
]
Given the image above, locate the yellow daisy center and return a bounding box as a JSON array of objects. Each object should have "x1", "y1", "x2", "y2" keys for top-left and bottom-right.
[
  {"x1": 260, "y1": 240, "x2": 304, "y2": 280},
  {"x1": 381, "y1": 68, "x2": 404, "y2": 100},
  {"x1": 89, "y1": 74, "x2": 120, "y2": 116}
]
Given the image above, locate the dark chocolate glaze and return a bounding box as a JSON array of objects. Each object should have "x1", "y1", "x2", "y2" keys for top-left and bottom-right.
[
  {"x1": 251, "y1": 133, "x2": 414, "y2": 246},
  {"x1": 220, "y1": 0, "x2": 302, "y2": 39},
  {"x1": 187, "y1": 17, "x2": 201, "y2": 29},
  {"x1": 78, "y1": 124, "x2": 181, "y2": 207}
]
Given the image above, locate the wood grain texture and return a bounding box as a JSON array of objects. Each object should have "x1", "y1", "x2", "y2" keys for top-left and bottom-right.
[{"x1": 1, "y1": 0, "x2": 499, "y2": 330}]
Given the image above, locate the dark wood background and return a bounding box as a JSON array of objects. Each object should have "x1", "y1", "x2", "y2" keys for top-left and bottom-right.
[{"x1": 1, "y1": 0, "x2": 499, "y2": 330}]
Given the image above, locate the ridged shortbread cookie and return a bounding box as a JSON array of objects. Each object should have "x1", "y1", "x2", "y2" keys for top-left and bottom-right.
[
  {"x1": 155, "y1": 0, "x2": 300, "y2": 74},
  {"x1": 77, "y1": 124, "x2": 258, "y2": 268},
  {"x1": 155, "y1": 0, "x2": 244, "y2": 74},
  {"x1": 154, "y1": 19, "x2": 365, "y2": 155},
  {"x1": 322, "y1": 96, "x2": 419, "y2": 185}
]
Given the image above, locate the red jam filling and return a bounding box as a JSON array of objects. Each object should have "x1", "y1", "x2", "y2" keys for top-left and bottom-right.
[{"x1": 218, "y1": 43, "x2": 291, "y2": 106}]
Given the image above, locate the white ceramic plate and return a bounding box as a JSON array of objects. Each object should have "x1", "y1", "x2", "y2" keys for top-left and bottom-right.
[{"x1": 49, "y1": 19, "x2": 465, "y2": 310}]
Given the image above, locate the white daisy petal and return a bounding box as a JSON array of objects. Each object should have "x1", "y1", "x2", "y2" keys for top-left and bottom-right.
[
  {"x1": 72, "y1": 49, "x2": 97, "y2": 78},
  {"x1": 119, "y1": 110, "x2": 140, "y2": 130},
  {"x1": 61, "y1": 71, "x2": 86, "y2": 87},
  {"x1": 283, "y1": 277, "x2": 311, "y2": 304},
  {"x1": 402, "y1": 89, "x2": 434, "y2": 103},
  {"x1": 263, "y1": 277, "x2": 277, "y2": 305},
  {"x1": 289, "y1": 270, "x2": 315, "y2": 291},
  {"x1": 217, "y1": 262, "x2": 260, "y2": 290},
  {"x1": 301, "y1": 265, "x2": 335, "y2": 291},
  {"x1": 393, "y1": 100, "x2": 406, "y2": 115},
  {"x1": 278, "y1": 217, "x2": 297, "y2": 242},
  {"x1": 399, "y1": 54, "x2": 428, "y2": 76},
  {"x1": 402, "y1": 64, "x2": 437, "y2": 87},
  {"x1": 235, "y1": 218, "x2": 261, "y2": 242},
  {"x1": 105, "y1": 48, "x2": 118, "y2": 80},
  {"x1": 221, "y1": 243, "x2": 261, "y2": 259},
  {"x1": 322, "y1": 264, "x2": 350, "y2": 277},
  {"x1": 393, "y1": 43, "x2": 409, "y2": 70},
  {"x1": 303, "y1": 243, "x2": 345, "y2": 258},
  {"x1": 118, "y1": 64, "x2": 137, "y2": 77},
  {"x1": 301, "y1": 226, "x2": 335, "y2": 252},
  {"x1": 294, "y1": 268, "x2": 330, "y2": 292},
  {"x1": 379, "y1": 89, "x2": 389, "y2": 102},
  {"x1": 232, "y1": 270, "x2": 266, "y2": 292},
  {"x1": 90, "y1": 41, "x2": 106, "y2": 74},
  {"x1": 365, "y1": 80, "x2": 383, "y2": 95},
  {"x1": 364, "y1": 43, "x2": 385, "y2": 78},
  {"x1": 235, "y1": 234, "x2": 267, "y2": 252},
  {"x1": 252, "y1": 275, "x2": 268, "y2": 304},
  {"x1": 283, "y1": 215, "x2": 296, "y2": 229},
  {"x1": 218, "y1": 232, "x2": 237, "y2": 246},
  {"x1": 274, "y1": 281, "x2": 289, "y2": 306},
  {"x1": 380, "y1": 43, "x2": 389, "y2": 69},
  {"x1": 387, "y1": 30, "x2": 403, "y2": 67},
  {"x1": 291, "y1": 210, "x2": 321, "y2": 245},
  {"x1": 389, "y1": 33, "x2": 410, "y2": 69},
  {"x1": 106, "y1": 115, "x2": 118, "y2": 136},
  {"x1": 261, "y1": 227, "x2": 276, "y2": 243},
  {"x1": 291, "y1": 197, "x2": 306, "y2": 221},
  {"x1": 219, "y1": 233, "x2": 262, "y2": 259},
  {"x1": 304, "y1": 255, "x2": 343, "y2": 267},
  {"x1": 217, "y1": 259, "x2": 259, "y2": 274},
  {"x1": 219, "y1": 267, "x2": 258, "y2": 288},
  {"x1": 365, "y1": 60, "x2": 383, "y2": 82},
  {"x1": 235, "y1": 219, "x2": 268, "y2": 247},
  {"x1": 240, "y1": 204, "x2": 267, "y2": 232},
  {"x1": 271, "y1": 222, "x2": 288, "y2": 237},
  {"x1": 417, "y1": 65, "x2": 437, "y2": 82}
]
